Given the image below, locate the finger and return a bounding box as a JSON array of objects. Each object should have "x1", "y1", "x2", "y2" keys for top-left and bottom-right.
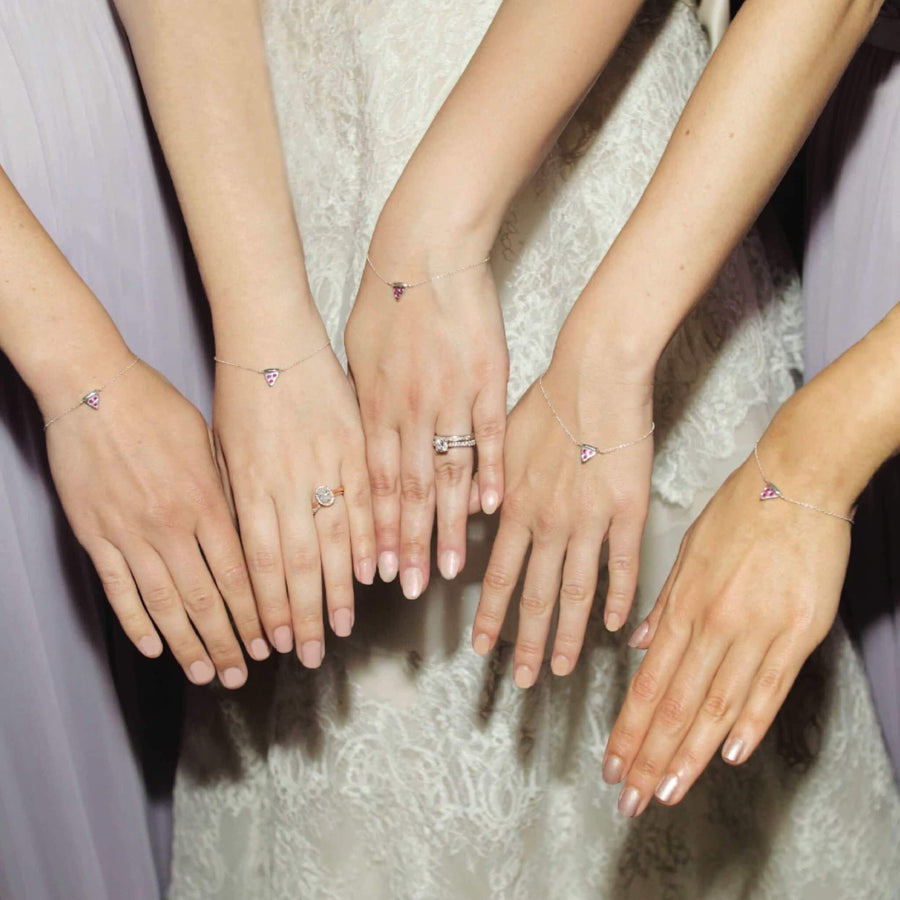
[
  {"x1": 652, "y1": 642, "x2": 763, "y2": 807},
  {"x1": 313, "y1": 486, "x2": 355, "y2": 642},
  {"x1": 468, "y1": 473, "x2": 481, "y2": 515},
  {"x1": 627, "y1": 535, "x2": 688, "y2": 651},
  {"x1": 365, "y1": 425, "x2": 401, "y2": 583},
  {"x1": 278, "y1": 500, "x2": 324, "y2": 668},
  {"x1": 433, "y1": 411, "x2": 475, "y2": 581},
  {"x1": 234, "y1": 494, "x2": 293, "y2": 656},
  {"x1": 604, "y1": 507, "x2": 648, "y2": 633},
  {"x1": 398, "y1": 423, "x2": 436, "y2": 599},
  {"x1": 617, "y1": 632, "x2": 732, "y2": 817},
  {"x1": 125, "y1": 545, "x2": 215, "y2": 684},
  {"x1": 160, "y1": 539, "x2": 248, "y2": 689},
  {"x1": 719, "y1": 633, "x2": 808, "y2": 768},
  {"x1": 473, "y1": 508, "x2": 530, "y2": 656},
  {"x1": 550, "y1": 534, "x2": 603, "y2": 676},
  {"x1": 472, "y1": 382, "x2": 506, "y2": 515},
  {"x1": 602, "y1": 606, "x2": 692, "y2": 786},
  {"x1": 341, "y1": 455, "x2": 376, "y2": 586},
  {"x1": 196, "y1": 509, "x2": 270, "y2": 662},
  {"x1": 86, "y1": 539, "x2": 162, "y2": 657},
  {"x1": 513, "y1": 531, "x2": 567, "y2": 689}
]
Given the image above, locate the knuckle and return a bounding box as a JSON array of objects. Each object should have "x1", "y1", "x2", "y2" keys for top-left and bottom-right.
[
  {"x1": 347, "y1": 482, "x2": 371, "y2": 510},
  {"x1": 143, "y1": 584, "x2": 176, "y2": 615},
  {"x1": 632, "y1": 754, "x2": 662, "y2": 782},
  {"x1": 630, "y1": 667, "x2": 661, "y2": 704},
  {"x1": 369, "y1": 470, "x2": 397, "y2": 500},
  {"x1": 534, "y1": 509, "x2": 559, "y2": 539},
  {"x1": 519, "y1": 592, "x2": 551, "y2": 617},
  {"x1": 755, "y1": 665, "x2": 784, "y2": 695},
  {"x1": 401, "y1": 538, "x2": 430, "y2": 563},
  {"x1": 118, "y1": 607, "x2": 149, "y2": 636},
  {"x1": 701, "y1": 691, "x2": 732, "y2": 723},
  {"x1": 474, "y1": 416, "x2": 504, "y2": 445},
  {"x1": 516, "y1": 637, "x2": 544, "y2": 660},
  {"x1": 325, "y1": 517, "x2": 349, "y2": 546},
  {"x1": 218, "y1": 559, "x2": 251, "y2": 595},
  {"x1": 249, "y1": 547, "x2": 280, "y2": 577},
  {"x1": 285, "y1": 544, "x2": 320, "y2": 578},
  {"x1": 256, "y1": 592, "x2": 289, "y2": 619},
  {"x1": 292, "y1": 609, "x2": 323, "y2": 633},
  {"x1": 559, "y1": 580, "x2": 591, "y2": 608},
  {"x1": 434, "y1": 460, "x2": 469, "y2": 488},
  {"x1": 182, "y1": 586, "x2": 219, "y2": 616},
  {"x1": 500, "y1": 491, "x2": 529, "y2": 526},
  {"x1": 609, "y1": 725, "x2": 639, "y2": 757},
  {"x1": 699, "y1": 602, "x2": 733, "y2": 635},
  {"x1": 97, "y1": 567, "x2": 131, "y2": 600},
  {"x1": 203, "y1": 634, "x2": 239, "y2": 661},
  {"x1": 143, "y1": 498, "x2": 181, "y2": 532},
  {"x1": 400, "y1": 474, "x2": 431, "y2": 505},
  {"x1": 656, "y1": 694, "x2": 689, "y2": 731},
  {"x1": 553, "y1": 630, "x2": 584, "y2": 654},
  {"x1": 608, "y1": 553, "x2": 636, "y2": 577},
  {"x1": 475, "y1": 608, "x2": 504, "y2": 633},
  {"x1": 325, "y1": 582, "x2": 354, "y2": 605},
  {"x1": 482, "y1": 565, "x2": 514, "y2": 594}
]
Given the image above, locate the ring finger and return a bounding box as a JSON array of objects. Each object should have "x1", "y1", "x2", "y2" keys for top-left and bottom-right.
[
  {"x1": 312, "y1": 476, "x2": 355, "y2": 640},
  {"x1": 433, "y1": 410, "x2": 475, "y2": 581}
]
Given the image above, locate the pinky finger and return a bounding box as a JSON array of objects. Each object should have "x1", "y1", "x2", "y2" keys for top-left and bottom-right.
[
  {"x1": 604, "y1": 513, "x2": 646, "y2": 633},
  {"x1": 627, "y1": 535, "x2": 688, "y2": 650},
  {"x1": 86, "y1": 540, "x2": 162, "y2": 658},
  {"x1": 468, "y1": 473, "x2": 481, "y2": 516}
]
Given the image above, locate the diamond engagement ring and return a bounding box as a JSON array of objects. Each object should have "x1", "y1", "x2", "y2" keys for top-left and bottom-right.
[
  {"x1": 311, "y1": 485, "x2": 345, "y2": 515},
  {"x1": 433, "y1": 434, "x2": 477, "y2": 454}
]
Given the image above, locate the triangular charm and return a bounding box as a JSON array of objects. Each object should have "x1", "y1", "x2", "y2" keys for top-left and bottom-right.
[
  {"x1": 580, "y1": 444, "x2": 598, "y2": 464},
  {"x1": 83, "y1": 391, "x2": 100, "y2": 410},
  {"x1": 263, "y1": 368, "x2": 280, "y2": 387},
  {"x1": 392, "y1": 283, "x2": 407, "y2": 301},
  {"x1": 760, "y1": 483, "x2": 781, "y2": 500}
]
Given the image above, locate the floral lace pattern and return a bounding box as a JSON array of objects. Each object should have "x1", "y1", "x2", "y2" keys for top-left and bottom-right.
[{"x1": 168, "y1": 1, "x2": 900, "y2": 897}]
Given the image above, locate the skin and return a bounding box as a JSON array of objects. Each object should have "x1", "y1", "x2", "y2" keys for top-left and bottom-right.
[
  {"x1": 0, "y1": 167, "x2": 264, "y2": 687},
  {"x1": 114, "y1": 0, "x2": 376, "y2": 667}
]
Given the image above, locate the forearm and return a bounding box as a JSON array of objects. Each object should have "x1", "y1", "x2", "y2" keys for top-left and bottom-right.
[
  {"x1": 760, "y1": 303, "x2": 900, "y2": 513},
  {"x1": 559, "y1": 0, "x2": 881, "y2": 373},
  {"x1": 379, "y1": 0, "x2": 645, "y2": 256},
  {"x1": 113, "y1": 0, "x2": 321, "y2": 358},
  {"x1": 0, "y1": 166, "x2": 130, "y2": 414}
]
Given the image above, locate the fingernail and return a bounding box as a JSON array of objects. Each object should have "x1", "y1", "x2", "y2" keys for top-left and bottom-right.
[
  {"x1": 273, "y1": 626, "x2": 293, "y2": 654},
  {"x1": 357, "y1": 557, "x2": 375, "y2": 585},
  {"x1": 189, "y1": 660, "x2": 215, "y2": 684},
  {"x1": 439, "y1": 550, "x2": 460, "y2": 580},
  {"x1": 482, "y1": 490, "x2": 499, "y2": 515},
  {"x1": 655, "y1": 774, "x2": 679, "y2": 803},
  {"x1": 333, "y1": 608, "x2": 354, "y2": 638},
  {"x1": 400, "y1": 568, "x2": 423, "y2": 600},
  {"x1": 473, "y1": 633, "x2": 492, "y2": 656},
  {"x1": 300, "y1": 640, "x2": 323, "y2": 669},
  {"x1": 514, "y1": 664, "x2": 535, "y2": 689},
  {"x1": 605, "y1": 611, "x2": 622, "y2": 632},
  {"x1": 138, "y1": 634, "x2": 163, "y2": 657},
  {"x1": 617, "y1": 786, "x2": 642, "y2": 818},
  {"x1": 723, "y1": 737, "x2": 744, "y2": 764},
  {"x1": 221, "y1": 667, "x2": 246, "y2": 689},
  {"x1": 378, "y1": 552, "x2": 398, "y2": 582},
  {"x1": 628, "y1": 620, "x2": 650, "y2": 648},
  {"x1": 250, "y1": 638, "x2": 271, "y2": 661},
  {"x1": 602, "y1": 754, "x2": 625, "y2": 785},
  {"x1": 551, "y1": 654, "x2": 571, "y2": 676}
]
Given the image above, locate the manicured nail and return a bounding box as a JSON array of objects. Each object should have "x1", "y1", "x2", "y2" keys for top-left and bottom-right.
[
  {"x1": 551, "y1": 654, "x2": 571, "y2": 676},
  {"x1": 605, "y1": 611, "x2": 622, "y2": 632},
  {"x1": 189, "y1": 660, "x2": 215, "y2": 684},
  {"x1": 300, "y1": 640, "x2": 323, "y2": 669},
  {"x1": 333, "y1": 608, "x2": 354, "y2": 638},
  {"x1": 250, "y1": 638, "x2": 271, "y2": 661},
  {"x1": 602, "y1": 754, "x2": 625, "y2": 785},
  {"x1": 357, "y1": 557, "x2": 375, "y2": 585},
  {"x1": 617, "y1": 786, "x2": 642, "y2": 818},
  {"x1": 655, "y1": 774, "x2": 679, "y2": 803},
  {"x1": 273, "y1": 626, "x2": 293, "y2": 654},
  {"x1": 138, "y1": 634, "x2": 163, "y2": 658},
  {"x1": 628, "y1": 620, "x2": 650, "y2": 648},
  {"x1": 221, "y1": 667, "x2": 246, "y2": 689},
  {"x1": 723, "y1": 737, "x2": 744, "y2": 764},
  {"x1": 514, "y1": 664, "x2": 535, "y2": 689},
  {"x1": 473, "y1": 633, "x2": 492, "y2": 656},
  {"x1": 400, "y1": 568, "x2": 423, "y2": 600},
  {"x1": 482, "y1": 490, "x2": 499, "y2": 515},
  {"x1": 378, "y1": 552, "x2": 398, "y2": 582},
  {"x1": 439, "y1": 550, "x2": 460, "y2": 580}
]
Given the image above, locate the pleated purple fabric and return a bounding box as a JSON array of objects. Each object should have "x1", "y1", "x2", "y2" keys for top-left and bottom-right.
[
  {"x1": 803, "y1": 28, "x2": 900, "y2": 777},
  {"x1": 0, "y1": 1, "x2": 212, "y2": 897}
]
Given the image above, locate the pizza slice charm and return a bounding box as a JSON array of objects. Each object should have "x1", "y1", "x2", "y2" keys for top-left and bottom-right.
[
  {"x1": 760, "y1": 483, "x2": 781, "y2": 501},
  {"x1": 82, "y1": 391, "x2": 100, "y2": 410},
  {"x1": 580, "y1": 444, "x2": 598, "y2": 464}
]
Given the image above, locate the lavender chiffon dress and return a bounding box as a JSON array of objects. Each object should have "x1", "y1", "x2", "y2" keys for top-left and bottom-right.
[
  {"x1": 803, "y1": 3, "x2": 900, "y2": 776},
  {"x1": 0, "y1": 1, "x2": 209, "y2": 896}
]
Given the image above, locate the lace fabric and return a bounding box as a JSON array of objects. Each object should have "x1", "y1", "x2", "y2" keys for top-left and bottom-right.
[{"x1": 168, "y1": 1, "x2": 900, "y2": 897}]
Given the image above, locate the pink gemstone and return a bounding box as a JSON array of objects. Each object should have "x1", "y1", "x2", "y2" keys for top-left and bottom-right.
[
  {"x1": 580, "y1": 445, "x2": 598, "y2": 464},
  {"x1": 760, "y1": 485, "x2": 780, "y2": 500}
]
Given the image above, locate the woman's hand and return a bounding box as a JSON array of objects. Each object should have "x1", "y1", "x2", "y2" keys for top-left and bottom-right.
[
  {"x1": 213, "y1": 341, "x2": 375, "y2": 668},
  {"x1": 472, "y1": 354, "x2": 654, "y2": 686},
  {"x1": 603, "y1": 445, "x2": 852, "y2": 818},
  {"x1": 345, "y1": 218, "x2": 508, "y2": 599},
  {"x1": 46, "y1": 358, "x2": 266, "y2": 688}
]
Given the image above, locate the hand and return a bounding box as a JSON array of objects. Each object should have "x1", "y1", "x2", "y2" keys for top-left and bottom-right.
[
  {"x1": 213, "y1": 340, "x2": 375, "y2": 668},
  {"x1": 345, "y1": 219, "x2": 508, "y2": 598},
  {"x1": 472, "y1": 357, "x2": 654, "y2": 686},
  {"x1": 603, "y1": 447, "x2": 851, "y2": 817},
  {"x1": 46, "y1": 358, "x2": 266, "y2": 687}
]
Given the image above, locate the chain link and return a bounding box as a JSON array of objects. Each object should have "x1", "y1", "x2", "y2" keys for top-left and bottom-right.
[{"x1": 43, "y1": 357, "x2": 141, "y2": 430}]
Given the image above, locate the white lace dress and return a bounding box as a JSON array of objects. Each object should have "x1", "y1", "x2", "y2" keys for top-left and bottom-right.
[{"x1": 168, "y1": 1, "x2": 900, "y2": 897}]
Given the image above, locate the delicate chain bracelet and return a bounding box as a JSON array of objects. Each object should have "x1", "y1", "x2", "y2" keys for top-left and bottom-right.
[
  {"x1": 214, "y1": 339, "x2": 330, "y2": 387},
  {"x1": 538, "y1": 373, "x2": 655, "y2": 463},
  {"x1": 43, "y1": 357, "x2": 141, "y2": 430},
  {"x1": 365, "y1": 253, "x2": 491, "y2": 301},
  {"x1": 753, "y1": 443, "x2": 854, "y2": 524}
]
